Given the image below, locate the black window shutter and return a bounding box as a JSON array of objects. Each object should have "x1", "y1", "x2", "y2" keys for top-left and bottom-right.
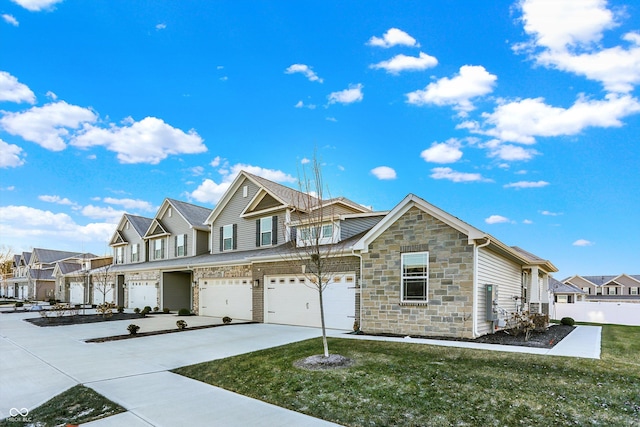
[
  {"x1": 219, "y1": 226, "x2": 223, "y2": 252},
  {"x1": 256, "y1": 219, "x2": 261, "y2": 247},
  {"x1": 232, "y1": 224, "x2": 238, "y2": 249},
  {"x1": 174, "y1": 235, "x2": 177, "y2": 257},
  {"x1": 184, "y1": 234, "x2": 187, "y2": 256},
  {"x1": 272, "y1": 216, "x2": 278, "y2": 245}
]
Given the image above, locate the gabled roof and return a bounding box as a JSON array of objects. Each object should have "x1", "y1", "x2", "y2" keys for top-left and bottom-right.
[
  {"x1": 13, "y1": 255, "x2": 20, "y2": 267},
  {"x1": 110, "y1": 214, "x2": 154, "y2": 247},
  {"x1": 144, "y1": 219, "x2": 170, "y2": 239},
  {"x1": 352, "y1": 193, "x2": 557, "y2": 272},
  {"x1": 28, "y1": 267, "x2": 55, "y2": 281},
  {"x1": 165, "y1": 198, "x2": 211, "y2": 230},
  {"x1": 549, "y1": 277, "x2": 586, "y2": 294},
  {"x1": 564, "y1": 274, "x2": 640, "y2": 287},
  {"x1": 30, "y1": 248, "x2": 96, "y2": 266},
  {"x1": 110, "y1": 231, "x2": 128, "y2": 246},
  {"x1": 53, "y1": 261, "x2": 83, "y2": 276},
  {"x1": 21, "y1": 252, "x2": 32, "y2": 265}
]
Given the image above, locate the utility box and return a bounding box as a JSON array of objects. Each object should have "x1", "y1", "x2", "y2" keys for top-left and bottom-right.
[{"x1": 485, "y1": 284, "x2": 498, "y2": 321}]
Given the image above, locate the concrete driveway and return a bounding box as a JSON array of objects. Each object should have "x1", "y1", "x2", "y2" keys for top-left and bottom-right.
[{"x1": 0, "y1": 311, "x2": 341, "y2": 426}]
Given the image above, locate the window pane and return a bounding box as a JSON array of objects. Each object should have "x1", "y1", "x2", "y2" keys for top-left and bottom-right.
[
  {"x1": 261, "y1": 232, "x2": 272, "y2": 246},
  {"x1": 403, "y1": 278, "x2": 427, "y2": 300},
  {"x1": 223, "y1": 238, "x2": 232, "y2": 250},
  {"x1": 403, "y1": 253, "x2": 428, "y2": 276},
  {"x1": 322, "y1": 224, "x2": 333, "y2": 238}
]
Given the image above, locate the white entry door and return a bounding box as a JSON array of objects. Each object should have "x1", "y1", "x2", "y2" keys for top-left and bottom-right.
[
  {"x1": 265, "y1": 274, "x2": 356, "y2": 330},
  {"x1": 199, "y1": 278, "x2": 252, "y2": 320}
]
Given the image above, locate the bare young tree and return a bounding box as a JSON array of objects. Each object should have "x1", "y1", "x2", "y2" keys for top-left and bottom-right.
[
  {"x1": 280, "y1": 155, "x2": 351, "y2": 358},
  {"x1": 91, "y1": 262, "x2": 115, "y2": 305}
]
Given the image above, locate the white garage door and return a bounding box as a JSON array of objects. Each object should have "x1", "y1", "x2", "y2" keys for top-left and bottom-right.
[
  {"x1": 128, "y1": 282, "x2": 158, "y2": 309},
  {"x1": 265, "y1": 274, "x2": 356, "y2": 330},
  {"x1": 70, "y1": 283, "x2": 85, "y2": 305},
  {"x1": 199, "y1": 278, "x2": 252, "y2": 320}
]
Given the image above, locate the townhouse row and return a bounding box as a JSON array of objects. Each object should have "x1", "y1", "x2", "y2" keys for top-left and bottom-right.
[{"x1": 4, "y1": 171, "x2": 558, "y2": 338}]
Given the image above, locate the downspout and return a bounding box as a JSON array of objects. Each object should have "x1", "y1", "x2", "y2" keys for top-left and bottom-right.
[
  {"x1": 472, "y1": 237, "x2": 491, "y2": 338},
  {"x1": 351, "y1": 249, "x2": 363, "y2": 332}
]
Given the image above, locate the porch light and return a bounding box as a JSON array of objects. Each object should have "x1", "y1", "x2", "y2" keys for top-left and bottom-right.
[{"x1": 253, "y1": 279, "x2": 260, "y2": 288}]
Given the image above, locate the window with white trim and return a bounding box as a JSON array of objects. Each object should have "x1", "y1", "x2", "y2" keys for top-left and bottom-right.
[
  {"x1": 260, "y1": 217, "x2": 272, "y2": 246},
  {"x1": 115, "y1": 246, "x2": 124, "y2": 264},
  {"x1": 401, "y1": 252, "x2": 429, "y2": 302},
  {"x1": 582, "y1": 287, "x2": 590, "y2": 294},
  {"x1": 630, "y1": 287, "x2": 638, "y2": 295},
  {"x1": 176, "y1": 234, "x2": 187, "y2": 256},
  {"x1": 223, "y1": 224, "x2": 233, "y2": 251},
  {"x1": 322, "y1": 224, "x2": 333, "y2": 238},
  {"x1": 131, "y1": 244, "x2": 139, "y2": 262},
  {"x1": 296, "y1": 222, "x2": 337, "y2": 246},
  {"x1": 154, "y1": 238, "x2": 165, "y2": 260},
  {"x1": 608, "y1": 287, "x2": 617, "y2": 295}
]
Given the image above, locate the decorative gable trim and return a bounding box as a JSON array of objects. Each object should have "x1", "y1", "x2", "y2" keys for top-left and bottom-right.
[
  {"x1": 144, "y1": 219, "x2": 170, "y2": 239},
  {"x1": 110, "y1": 231, "x2": 128, "y2": 246},
  {"x1": 241, "y1": 189, "x2": 286, "y2": 218},
  {"x1": 604, "y1": 273, "x2": 640, "y2": 287}
]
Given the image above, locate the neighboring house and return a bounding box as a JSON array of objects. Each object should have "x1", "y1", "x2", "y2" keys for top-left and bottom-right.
[
  {"x1": 549, "y1": 277, "x2": 586, "y2": 303},
  {"x1": 9, "y1": 252, "x2": 31, "y2": 299},
  {"x1": 53, "y1": 256, "x2": 113, "y2": 304},
  {"x1": 110, "y1": 214, "x2": 153, "y2": 265},
  {"x1": 108, "y1": 171, "x2": 557, "y2": 338},
  {"x1": 561, "y1": 274, "x2": 640, "y2": 302}
]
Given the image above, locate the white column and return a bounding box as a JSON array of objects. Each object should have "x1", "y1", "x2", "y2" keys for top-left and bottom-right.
[{"x1": 530, "y1": 266, "x2": 540, "y2": 304}]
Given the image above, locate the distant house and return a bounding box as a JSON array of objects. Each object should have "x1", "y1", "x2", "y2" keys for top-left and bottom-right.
[
  {"x1": 559, "y1": 274, "x2": 640, "y2": 302},
  {"x1": 549, "y1": 277, "x2": 586, "y2": 303},
  {"x1": 106, "y1": 171, "x2": 557, "y2": 338}
]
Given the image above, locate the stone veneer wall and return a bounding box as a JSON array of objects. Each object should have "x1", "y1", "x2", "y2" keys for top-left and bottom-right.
[
  {"x1": 192, "y1": 264, "x2": 253, "y2": 315},
  {"x1": 252, "y1": 256, "x2": 361, "y2": 324},
  {"x1": 360, "y1": 206, "x2": 475, "y2": 338}
]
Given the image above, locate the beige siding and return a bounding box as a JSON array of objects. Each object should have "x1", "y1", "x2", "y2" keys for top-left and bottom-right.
[{"x1": 477, "y1": 247, "x2": 522, "y2": 336}]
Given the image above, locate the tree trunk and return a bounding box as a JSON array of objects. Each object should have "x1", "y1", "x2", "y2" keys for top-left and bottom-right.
[{"x1": 318, "y1": 281, "x2": 329, "y2": 358}]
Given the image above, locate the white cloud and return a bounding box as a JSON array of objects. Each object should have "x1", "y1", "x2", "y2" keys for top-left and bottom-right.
[
  {"x1": 485, "y1": 215, "x2": 511, "y2": 224},
  {"x1": 0, "y1": 205, "x2": 116, "y2": 252},
  {"x1": 476, "y1": 93, "x2": 640, "y2": 144},
  {"x1": 0, "y1": 71, "x2": 36, "y2": 104},
  {"x1": 0, "y1": 101, "x2": 96, "y2": 150},
  {"x1": 81, "y1": 205, "x2": 126, "y2": 222},
  {"x1": 301, "y1": 158, "x2": 310, "y2": 164},
  {"x1": 10, "y1": 0, "x2": 63, "y2": 11},
  {"x1": 156, "y1": 23, "x2": 166, "y2": 30},
  {"x1": 406, "y1": 65, "x2": 497, "y2": 114},
  {"x1": 190, "y1": 164, "x2": 296, "y2": 204},
  {"x1": 294, "y1": 100, "x2": 316, "y2": 109},
  {"x1": 285, "y1": 64, "x2": 323, "y2": 83},
  {"x1": 541, "y1": 210, "x2": 562, "y2": 216},
  {"x1": 210, "y1": 156, "x2": 222, "y2": 167},
  {"x1": 523, "y1": 219, "x2": 533, "y2": 224},
  {"x1": 420, "y1": 139, "x2": 463, "y2": 163},
  {"x1": 71, "y1": 116, "x2": 206, "y2": 164},
  {"x1": 516, "y1": 0, "x2": 640, "y2": 93},
  {"x1": 2, "y1": 14, "x2": 19, "y2": 26},
  {"x1": 503, "y1": 180, "x2": 549, "y2": 188},
  {"x1": 45, "y1": 91, "x2": 57, "y2": 100},
  {"x1": 325, "y1": 117, "x2": 337, "y2": 122},
  {"x1": 367, "y1": 28, "x2": 419, "y2": 48},
  {"x1": 573, "y1": 239, "x2": 594, "y2": 247},
  {"x1": 489, "y1": 144, "x2": 539, "y2": 161},
  {"x1": 371, "y1": 166, "x2": 397, "y2": 180},
  {"x1": 0, "y1": 138, "x2": 25, "y2": 168},
  {"x1": 370, "y1": 52, "x2": 438, "y2": 74},
  {"x1": 38, "y1": 195, "x2": 77, "y2": 206},
  {"x1": 328, "y1": 84, "x2": 363, "y2": 105},
  {"x1": 102, "y1": 197, "x2": 154, "y2": 212},
  {"x1": 430, "y1": 167, "x2": 491, "y2": 183}
]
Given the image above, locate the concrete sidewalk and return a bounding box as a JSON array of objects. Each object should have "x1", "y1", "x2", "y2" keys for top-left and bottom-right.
[{"x1": 1, "y1": 311, "x2": 600, "y2": 426}]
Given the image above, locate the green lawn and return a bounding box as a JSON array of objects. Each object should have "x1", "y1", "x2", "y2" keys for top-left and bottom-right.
[
  {"x1": 0, "y1": 385, "x2": 124, "y2": 427},
  {"x1": 174, "y1": 324, "x2": 640, "y2": 426}
]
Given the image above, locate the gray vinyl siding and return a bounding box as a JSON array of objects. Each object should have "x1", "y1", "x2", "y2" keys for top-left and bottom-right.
[
  {"x1": 211, "y1": 178, "x2": 286, "y2": 253},
  {"x1": 476, "y1": 247, "x2": 522, "y2": 336},
  {"x1": 341, "y1": 216, "x2": 385, "y2": 240},
  {"x1": 120, "y1": 225, "x2": 147, "y2": 264},
  {"x1": 158, "y1": 208, "x2": 191, "y2": 258}
]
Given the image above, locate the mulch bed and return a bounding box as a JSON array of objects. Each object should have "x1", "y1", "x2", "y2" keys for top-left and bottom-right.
[
  {"x1": 356, "y1": 324, "x2": 575, "y2": 349},
  {"x1": 25, "y1": 312, "x2": 147, "y2": 326}
]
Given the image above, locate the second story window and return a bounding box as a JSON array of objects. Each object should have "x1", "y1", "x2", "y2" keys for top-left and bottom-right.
[
  {"x1": 220, "y1": 224, "x2": 237, "y2": 251},
  {"x1": 115, "y1": 247, "x2": 124, "y2": 264},
  {"x1": 131, "y1": 244, "x2": 139, "y2": 262},
  {"x1": 176, "y1": 234, "x2": 187, "y2": 257},
  {"x1": 154, "y1": 238, "x2": 165, "y2": 260}
]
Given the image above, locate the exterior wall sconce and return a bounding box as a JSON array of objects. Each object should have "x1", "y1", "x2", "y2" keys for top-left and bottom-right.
[
  {"x1": 192, "y1": 281, "x2": 197, "y2": 288},
  {"x1": 253, "y1": 279, "x2": 260, "y2": 288}
]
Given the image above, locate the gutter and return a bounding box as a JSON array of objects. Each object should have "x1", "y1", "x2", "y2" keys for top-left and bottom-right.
[{"x1": 472, "y1": 236, "x2": 491, "y2": 338}]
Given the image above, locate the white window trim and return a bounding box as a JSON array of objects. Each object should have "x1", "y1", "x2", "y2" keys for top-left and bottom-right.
[
  {"x1": 260, "y1": 217, "x2": 272, "y2": 247},
  {"x1": 400, "y1": 251, "x2": 429, "y2": 303},
  {"x1": 131, "y1": 244, "x2": 139, "y2": 262},
  {"x1": 296, "y1": 222, "x2": 339, "y2": 247},
  {"x1": 177, "y1": 234, "x2": 186, "y2": 257},
  {"x1": 154, "y1": 238, "x2": 164, "y2": 260},
  {"x1": 223, "y1": 224, "x2": 233, "y2": 251}
]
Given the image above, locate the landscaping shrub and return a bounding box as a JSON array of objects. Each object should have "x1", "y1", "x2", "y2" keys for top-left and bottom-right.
[
  {"x1": 15, "y1": 302, "x2": 23, "y2": 308},
  {"x1": 96, "y1": 302, "x2": 116, "y2": 318},
  {"x1": 532, "y1": 313, "x2": 549, "y2": 332},
  {"x1": 153, "y1": 306, "x2": 159, "y2": 312},
  {"x1": 505, "y1": 311, "x2": 536, "y2": 341},
  {"x1": 140, "y1": 307, "x2": 150, "y2": 316},
  {"x1": 178, "y1": 308, "x2": 191, "y2": 316},
  {"x1": 127, "y1": 324, "x2": 140, "y2": 335},
  {"x1": 176, "y1": 320, "x2": 188, "y2": 330},
  {"x1": 143, "y1": 306, "x2": 152, "y2": 312},
  {"x1": 163, "y1": 307, "x2": 170, "y2": 314},
  {"x1": 560, "y1": 317, "x2": 576, "y2": 326},
  {"x1": 222, "y1": 316, "x2": 232, "y2": 324},
  {"x1": 117, "y1": 306, "x2": 124, "y2": 313},
  {"x1": 133, "y1": 307, "x2": 140, "y2": 314}
]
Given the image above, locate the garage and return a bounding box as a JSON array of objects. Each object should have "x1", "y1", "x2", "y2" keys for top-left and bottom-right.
[
  {"x1": 199, "y1": 278, "x2": 252, "y2": 320},
  {"x1": 69, "y1": 283, "x2": 85, "y2": 305},
  {"x1": 264, "y1": 274, "x2": 356, "y2": 330},
  {"x1": 128, "y1": 281, "x2": 158, "y2": 309}
]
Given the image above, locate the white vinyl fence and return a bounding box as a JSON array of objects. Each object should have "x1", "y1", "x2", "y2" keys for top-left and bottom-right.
[{"x1": 552, "y1": 301, "x2": 640, "y2": 326}]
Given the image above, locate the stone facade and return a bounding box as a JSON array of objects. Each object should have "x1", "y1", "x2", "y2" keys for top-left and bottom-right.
[{"x1": 360, "y1": 207, "x2": 475, "y2": 338}]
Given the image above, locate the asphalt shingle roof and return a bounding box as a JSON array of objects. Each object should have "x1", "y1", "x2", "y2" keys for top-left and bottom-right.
[{"x1": 167, "y1": 198, "x2": 212, "y2": 229}]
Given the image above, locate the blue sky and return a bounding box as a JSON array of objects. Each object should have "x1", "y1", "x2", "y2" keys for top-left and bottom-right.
[{"x1": 0, "y1": 0, "x2": 638, "y2": 278}]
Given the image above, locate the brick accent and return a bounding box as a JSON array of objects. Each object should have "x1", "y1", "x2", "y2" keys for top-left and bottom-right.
[{"x1": 360, "y1": 207, "x2": 475, "y2": 338}]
